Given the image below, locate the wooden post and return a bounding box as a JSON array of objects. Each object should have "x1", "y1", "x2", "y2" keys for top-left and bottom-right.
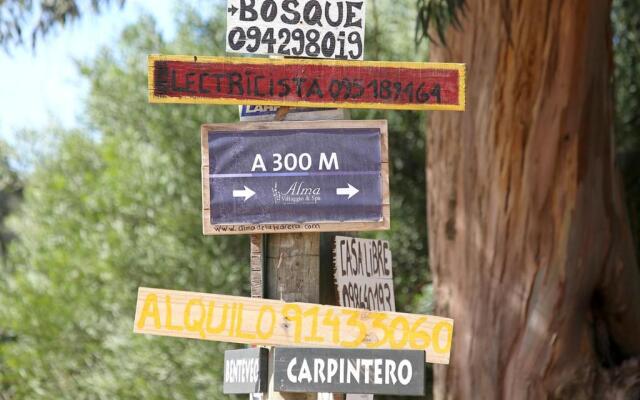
[
  {"x1": 250, "y1": 234, "x2": 266, "y2": 299},
  {"x1": 266, "y1": 233, "x2": 320, "y2": 302},
  {"x1": 250, "y1": 232, "x2": 317, "y2": 400},
  {"x1": 266, "y1": 232, "x2": 318, "y2": 400},
  {"x1": 249, "y1": 106, "x2": 345, "y2": 400},
  {"x1": 250, "y1": 227, "x2": 340, "y2": 400}
]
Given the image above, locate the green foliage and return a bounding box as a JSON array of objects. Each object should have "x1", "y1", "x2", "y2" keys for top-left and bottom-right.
[
  {"x1": 0, "y1": 6, "x2": 246, "y2": 399},
  {"x1": 0, "y1": 1, "x2": 432, "y2": 398},
  {"x1": 0, "y1": 0, "x2": 125, "y2": 51},
  {"x1": 354, "y1": 0, "x2": 431, "y2": 313},
  {"x1": 612, "y1": 0, "x2": 640, "y2": 256},
  {"x1": 613, "y1": 0, "x2": 640, "y2": 151},
  {"x1": 0, "y1": 140, "x2": 22, "y2": 270},
  {"x1": 415, "y1": 0, "x2": 466, "y2": 46},
  {"x1": 1, "y1": 0, "x2": 638, "y2": 398}
]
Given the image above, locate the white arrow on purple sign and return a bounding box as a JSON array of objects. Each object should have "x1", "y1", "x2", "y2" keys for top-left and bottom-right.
[
  {"x1": 336, "y1": 183, "x2": 359, "y2": 199},
  {"x1": 233, "y1": 186, "x2": 256, "y2": 201}
]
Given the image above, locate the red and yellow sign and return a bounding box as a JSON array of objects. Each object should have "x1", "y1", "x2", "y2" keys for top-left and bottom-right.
[
  {"x1": 148, "y1": 55, "x2": 465, "y2": 111},
  {"x1": 134, "y1": 287, "x2": 454, "y2": 365}
]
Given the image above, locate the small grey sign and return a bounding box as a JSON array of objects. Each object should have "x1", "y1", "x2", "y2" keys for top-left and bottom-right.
[
  {"x1": 273, "y1": 348, "x2": 425, "y2": 396},
  {"x1": 223, "y1": 347, "x2": 268, "y2": 394}
]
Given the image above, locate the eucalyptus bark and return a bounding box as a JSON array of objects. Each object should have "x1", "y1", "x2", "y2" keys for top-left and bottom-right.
[{"x1": 426, "y1": 1, "x2": 640, "y2": 398}]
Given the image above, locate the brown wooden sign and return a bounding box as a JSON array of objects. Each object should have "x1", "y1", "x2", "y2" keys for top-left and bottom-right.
[
  {"x1": 201, "y1": 120, "x2": 389, "y2": 235},
  {"x1": 148, "y1": 55, "x2": 465, "y2": 111},
  {"x1": 133, "y1": 287, "x2": 454, "y2": 364}
]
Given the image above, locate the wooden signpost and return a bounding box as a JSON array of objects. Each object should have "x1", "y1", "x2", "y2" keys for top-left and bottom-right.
[
  {"x1": 334, "y1": 236, "x2": 394, "y2": 312},
  {"x1": 272, "y1": 348, "x2": 425, "y2": 396},
  {"x1": 201, "y1": 120, "x2": 389, "y2": 235},
  {"x1": 226, "y1": 0, "x2": 366, "y2": 60},
  {"x1": 133, "y1": 287, "x2": 454, "y2": 365},
  {"x1": 148, "y1": 55, "x2": 465, "y2": 111},
  {"x1": 224, "y1": 347, "x2": 270, "y2": 394},
  {"x1": 139, "y1": 2, "x2": 464, "y2": 397}
]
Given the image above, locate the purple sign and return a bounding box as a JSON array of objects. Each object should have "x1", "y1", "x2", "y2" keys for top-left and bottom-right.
[{"x1": 206, "y1": 125, "x2": 383, "y2": 225}]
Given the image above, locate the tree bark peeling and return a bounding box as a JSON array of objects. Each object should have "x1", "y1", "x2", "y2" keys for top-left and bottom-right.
[{"x1": 427, "y1": 0, "x2": 640, "y2": 398}]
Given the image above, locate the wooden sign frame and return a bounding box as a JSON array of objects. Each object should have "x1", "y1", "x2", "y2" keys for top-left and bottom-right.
[
  {"x1": 148, "y1": 55, "x2": 465, "y2": 111},
  {"x1": 133, "y1": 287, "x2": 454, "y2": 364},
  {"x1": 201, "y1": 120, "x2": 389, "y2": 235}
]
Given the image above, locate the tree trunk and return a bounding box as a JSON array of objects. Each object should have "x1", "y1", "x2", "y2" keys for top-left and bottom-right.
[{"x1": 426, "y1": 0, "x2": 640, "y2": 398}]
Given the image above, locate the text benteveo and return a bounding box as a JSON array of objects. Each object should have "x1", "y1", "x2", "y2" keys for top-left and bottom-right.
[{"x1": 225, "y1": 357, "x2": 261, "y2": 384}]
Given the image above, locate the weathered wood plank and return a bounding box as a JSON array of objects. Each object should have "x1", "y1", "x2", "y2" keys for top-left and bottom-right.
[
  {"x1": 250, "y1": 234, "x2": 265, "y2": 299},
  {"x1": 266, "y1": 233, "x2": 321, "y2": 303},
  {"x1": 148, "y1": 55, "x2": 465, "y2": 111},
  {"x1": 134, "y1": 287, "x2": 453, "y2": 364},
  {"x1": 203, "y1": 206, "x2": 390, "y2": 235},
  {"x1": 264, "y1": 231, "x2": 322, "y2": 400}
]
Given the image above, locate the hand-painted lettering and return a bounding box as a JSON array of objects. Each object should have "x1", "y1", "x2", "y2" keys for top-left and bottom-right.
[
  {"x1": 134, "y1": 288, "x2": 454, "y2": 364},
  {"x1": 150, "y1": 57, "x2": 465, "y2": 111}
]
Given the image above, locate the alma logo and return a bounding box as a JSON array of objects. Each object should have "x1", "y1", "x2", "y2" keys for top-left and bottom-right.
[{"x1": 272, "y1": 182, "x2": 321, "y2": 205}]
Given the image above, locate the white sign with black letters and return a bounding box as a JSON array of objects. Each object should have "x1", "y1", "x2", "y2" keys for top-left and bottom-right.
[
  {"x1": 224, "y1": 348, "x2": 269, "y2": 394},
  {"x1": 226, "y1": 0, "x2": 366, "y2": 60},
  {"x1": 334, "y1": 236, "x2": 395, "y2": 312},
  {"x1": 335, "y1": 236, "x2": 395, "y2": 400}
]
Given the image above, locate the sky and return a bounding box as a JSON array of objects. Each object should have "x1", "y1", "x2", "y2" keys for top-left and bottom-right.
[{"x1": 0, "y1": 1, "x2": 179, "y2": 146}]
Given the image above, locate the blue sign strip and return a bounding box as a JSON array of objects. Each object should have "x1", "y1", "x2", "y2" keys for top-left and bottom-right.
[{"x1": 210, "y1": 171, "x2": 380, "y2": 178}]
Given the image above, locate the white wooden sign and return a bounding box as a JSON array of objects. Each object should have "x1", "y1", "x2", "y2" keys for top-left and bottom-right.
[
  {"x1": 334, "y1": 236, "x2": 395, "y2": 312},
  {"x1": 226, "y1": 0, "x2": 366, "y2": 60}
]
